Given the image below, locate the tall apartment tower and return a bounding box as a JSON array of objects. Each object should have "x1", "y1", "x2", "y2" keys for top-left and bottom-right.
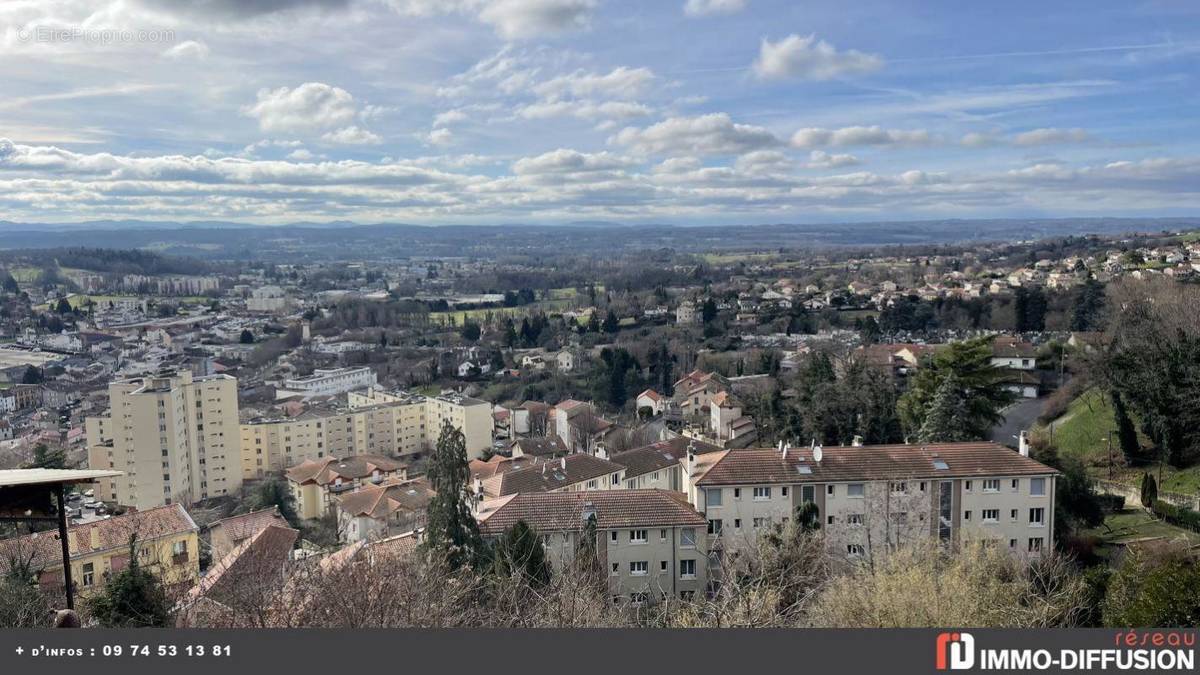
[{"x1": 87, "y1": 370, "x2": 242, "y2": 508}]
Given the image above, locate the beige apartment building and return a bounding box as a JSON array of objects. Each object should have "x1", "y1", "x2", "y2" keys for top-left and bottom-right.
[
  {"x1": 477, "y1": 489, "x2": 709, "y2": 603},
  {"x1": 238, "y1": 388, "x2": 493, "y2": 479},
  {"x1": 86, "y1": 370, "x2": 241, "y2": 508},
  {"x1": 686, "y1": 441, "x2": 1057, "y2": 561}
]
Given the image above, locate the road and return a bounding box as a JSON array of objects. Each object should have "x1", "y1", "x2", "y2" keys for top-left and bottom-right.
[{"x1": 988, "y1": 396, "x2": 1046, "y2": 449}]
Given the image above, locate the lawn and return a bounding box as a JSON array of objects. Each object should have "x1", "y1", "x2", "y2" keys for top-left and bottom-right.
[{"x1": 1081, "y1": 508, "x2": 1200, "y2": 558}]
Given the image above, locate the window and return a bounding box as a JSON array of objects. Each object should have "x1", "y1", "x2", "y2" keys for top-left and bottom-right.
[
  {"x1": 1029, "y1": 507, "x2": 1045, "y2": 526},
  {"x1": 753, "y1": 486, "x2": 771, "y2": 500},
  {"x1": 706, "y1": 488, "x2": 723, "y2": 507},
  {"x1": 1028, "y1": 537, "x2": 1044, "y2": 552},
  {"x1": 707, "y1": 519, "x2": 723, "y2": 535},
  {"x1": 630, "y1": 561, "x2": 648, "y2": 576},
  {"x1": 611, "y1": 474, "x2": 620, "y2": 485},
  {"x1": 680, "y1": 527, "x2": 696, "y2": 548},
  {"x1": 1009, "y1": 539, "x2": 1018, "y2": 548},
  {"x1": 680, "y1": 559, "x2": 696, "y2": 579},
  {"x1": 847, "y1": 514, "x2": 864, "y2": 526},
  {"x1": 733, "y1": 488, "x2": 741, "y2": 500},
  {"x1": 630, "y1": 592, "x2": 649, "y2": 605},
  {"x1": 610, "y1": 531, "x2": 618, "y2": 543},
  {"x1": 826, "y1": 515, "x2": 835, "y2": 525},
  {"x1": 1011, "y1": 479, "x2": 1019, "y2": 491},
  {"x1": 752, "y1": 517, "x2": 767, "y2": 528},
  {"x1": 82, "y1": 562, "x2": 95, "y2": 587},
  {"x1": 1030, "y1": 478, "x2": 1046, "y2": 496},
  {"x1": 983, "y1": 479, "x2": 1000, "y2": 492},
  {"x1": 781, "y1": 486, "x2": 789, "y2": 497},
  {"x1": 982, "y1": 509, "x2": 999, "y2": 522},
  {"x1": 847, "y1": 544, "x2": 865, "y2": 557},
  {"x1": 733, "y1": 518, "x2": 741, "y2": 528},
  {"x1": 964, "y1": 510, "x2": 972, "y2": 521},
  {"x1": 964, "y1": 480, "x2": 973, "y2": 491},
  {"x1": 610, "y1": 563, "x2": 619, "y2": 575},
  {"x1": 890, "y1": 481, "x2": 907, "y2": 494},
  {"x1": 919, "y1": 481, "x2": 927, "y2": 492},
  {"x1": 827, "y1": 484, "x2": 835, "y2": 496},
  {"x1": 847, "y1": 483, "x2": 865, "y2": 498},
  {"x1": 660, "y1": 560, "x2": 668, "y2": 572},
  {"x1": 1011, "y1": 509, "x2": 1019, "y2": 521},
  {"x1": 680, "y1": 590, "x2": 695, "y2": 601}
]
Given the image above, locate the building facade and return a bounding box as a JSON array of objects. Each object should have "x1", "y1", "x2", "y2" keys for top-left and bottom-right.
[{"x1": 86, "y1": 370, "x2": 242, "y2": 508}]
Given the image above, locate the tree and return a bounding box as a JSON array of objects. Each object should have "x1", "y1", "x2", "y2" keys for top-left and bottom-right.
[
  {"x1": 1140, "y1": 473, "x2": 1158, "y2": 508},
  {"x1": 254, "y1": 478, "x2": 299, "y2": 526},
  {"x1": 88, "y1": 537, "x2": 172, "y2": 627},
  {"x1": 423, "y1": 420, "x2": 485, "y2": 570},
  {"x1": 917, "y1": 374, "x2": 970, "y2": 443},
  {"x1": 1013, "y1": 287, "x2": 1047, "y2": 332},
  {"x1": 460, "y1": 321, "x2": 481, "y2": 342},
  {"x1": 1110, "y1": 390, "x2": 1141, "y2": 463},
  {"x1": 898, "y1": 338, "x2": 1015, "y2": 441},
  {"x1": 20, "y1": 365, "x2": 42, "y2": 384},
  {"x1": 0, "y1": 272, "x2": 18, "y2": 295},
  {"x1": 491, "y1": 520, "x2": 551, "y2": 587},
  {"x1": 602, "y1": 309, "x2": 618, "y2": 333},
  {"x1": 239, "y1": 329, "x2": 255, "y2": 344},
  {"x1": 0, "y1": 550, "x2": 51, "y2": 628},
  {"x1": 27, "y1": 444, "x2": 66, "y2": 470},
  {"x1": 1070, "y1": 278, "x2": 1105, "y2": 331},
  {"x1": 1103, "y1": 547, "x2": 1200, "y2": 627},
  {"x1": 701, "y1": 297, "x2": 717, "y2": 324},
  {"x1": 55, "y1": 297, "x2": 73, "y2": 315}
]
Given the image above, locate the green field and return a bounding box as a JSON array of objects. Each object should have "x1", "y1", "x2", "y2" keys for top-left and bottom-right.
[
  {"x1": 1040, "y1": 389, "x2": 1200, "y2": 494},
  {"x1": 1082, "y1": 508, "x2": 1200, "y2": 559}
]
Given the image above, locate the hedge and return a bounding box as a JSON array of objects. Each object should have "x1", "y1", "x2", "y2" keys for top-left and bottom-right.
[{"x1": 1151, "y1": 499, "x2": 1200, "y2": 533}]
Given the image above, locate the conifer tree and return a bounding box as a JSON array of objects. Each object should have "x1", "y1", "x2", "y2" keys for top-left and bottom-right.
[
  {"x1": 917, "y1": 374, "x2": 969, "y2": 443},
  {"x1": 423, "y1": 420, "x2": 485, "y2": 570}
]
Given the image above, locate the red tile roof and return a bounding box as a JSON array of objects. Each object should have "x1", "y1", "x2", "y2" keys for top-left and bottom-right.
[
  {"x1": 209, "y1": 507, "x2": 289, "y2": 545},
  {"x1": 0, "y1": 503, "x2": 197, "y2": 569},
  {"x1": 476, "y1": 489, "x2": 704, "y2": 535},
  {"x1": 481, "y1": 453, "x2": 624, "y2": 497},
  {"x1": 695, "y1": 442, "x2": 1056, "y2": 486}
]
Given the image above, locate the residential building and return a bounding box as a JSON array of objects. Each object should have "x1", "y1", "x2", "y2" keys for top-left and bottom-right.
[
  {"x1": 349, "y1": 388, "x2": 493, "y2": 459},
  {"x1": 477, "y1": 453, "x2": 625, "y2": 498},
  {"x1": 635, "y1": 389, "x2": 666, "y2": 416},
  {"x1": 207, "y1": 506, "x2": 291, "y2": 561},
  {"x1": 278, "y1": 367, "x2": 377, "y2": 399},
  {"x1": 476, "y1": 489, "x2": 708, "y2": 603},
  {"x1": 611, "y1": 437, "x2": 721, "y2": 490},
  {"x1": 336, "y1": 476, "x2": 435, "y2": 543},
  {"x1": 686, "y1": 441, "x2": 1057, "y2": 561},
  {"x1": 676, "y1": 300, "x2": 699, "y2": 325},
  {"x1": 86, "y1": 370, "x2": 241, "y2": 508},
  {"x1": 0, "y1": 503, "x2": 199, "y2": 597},
  {"x1": 284, "y1": 454, "x2": 408, "y2": 520}
]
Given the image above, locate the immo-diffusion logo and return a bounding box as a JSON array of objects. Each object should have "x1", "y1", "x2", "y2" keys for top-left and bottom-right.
[{"x1": 935, "y1": 631, "x2": 1196, "y2": 671}]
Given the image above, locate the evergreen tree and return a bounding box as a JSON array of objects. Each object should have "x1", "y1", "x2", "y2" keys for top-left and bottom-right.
[
  {"x1": 701, "y1": 297, "x2": 717, "y2": 324},
  {"x1": 897, "y1": 338, "x2": 1015, "y2": 440},
  {"x1": 88, "y1": 537, "x2": 172, "y2": 627},
  {"x1": 602, "y1": 309, "x2": 619, "y2": 333},
  {"x1": 460, "y1": 321, "x2": 481, "y2": 341},
  {"x1": 1070, "y1": 278, "x2": 1105, "y2": 331},
  {"x1": 917, "y1": 374, "x2": 970, "y2": 443},
  {"x1": 1140, "y1": 473, "x2": 1158, "y2": 508},
  {"x1": 1111, "y1": 390, "x2": 1141, "y2": 462},
  {"x1": 423, "y1": 420, "x2": 485, "y2": 570},
  {"x1": 21, "y1": 365, "x2": 42, "y2": 384},
  {"x1": 239, "y1": 329, "x2": 255, "y2": 344},
  {"x1": 254, "y1": 478, "x2": 299, "y2": 526},
  {"x1": 27, "y1": 444, "x2": 66, "y2": 470},
  {"x1": 491, "y1": 520, "x2": 551, "y2": 587},
  {"x1": 55, "y1": 297, "x2": 73, "y2": 315}
]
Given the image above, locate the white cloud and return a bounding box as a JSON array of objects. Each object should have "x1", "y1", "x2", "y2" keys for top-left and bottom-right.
[
  {"x1": 790, "y1": 126, "x2": 931, "y2": 148},
  {"x1": 613, "y1": 113, "x2": 779, "y2": 156},
  {"x1": 478, "y1": 0, "x2": 596, "y2": 40},
  {"x1": 434, "y1": 109, "x2": 470, "y2": 127},
  {"x1": 753, "y1": 34, "x2": 883, "y2": 81},
  {"x1": 1013, "y1": 127, "x2": 1090, "y2": 146},
  {"x1": 533, "y1": 66, "x2": 655, "y2": 99},
  {"x1": 519, "y1": 99, "x2": 651, "y2": 120},
  {"x1": 426, "y1": 128, "x2": 454, "y2": 146},
  {"x1": 162, "y1": 40, "x2": 210, "y2": 60},
  {"x1": 287, "y1": 148, "x2": 317, "y2": 161},
  {"x1": 960, "y1": 132, "x2": 998, "y2": 148},
  {"x1": 512, "y1": 148, "x2": 632, "y2": 174},
  {"x1": 321, "y1": 126, "x2": 383, "y2": 145},
  {"x1": 243, "y1": 82, "x2": 359, "y2": 133},
  {"x1": 683, "y1": 0, "x2": 746, "y2": 18},
  {"x1": 734, "y1": 150, "x2": 792, "y2": 174},
  {"x1": 805, "y1": 150, "x2": 859, "y2": 168}
]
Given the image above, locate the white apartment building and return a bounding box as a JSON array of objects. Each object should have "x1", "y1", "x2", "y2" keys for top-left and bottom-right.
[
  {"x1": 278, "y1": 367, "x2": 377, "y2": 399},
  {"x1": 476, "y1": 489, "x2": 709, "y2": 603},
  {"x1": 86, "y1": 370, "x2": 242, "y2": 508},
  {"x1": 686, "y1": 441, "x2": 1057, "y2": 562}
]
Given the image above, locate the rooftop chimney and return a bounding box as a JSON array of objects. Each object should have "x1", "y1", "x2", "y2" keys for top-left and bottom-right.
[
  {"x1": 852, "y1": 435, "x2": 864, "y2": 447},
  {"x1": 686, "y1": 441, "x2": 697, "y2": 478},
  {"x1": 560, "y1": 456, "x2": 567, "y2": 470},
  {"x1": 1018, "y1": 430, "x2": 1030, "y2": 457}
]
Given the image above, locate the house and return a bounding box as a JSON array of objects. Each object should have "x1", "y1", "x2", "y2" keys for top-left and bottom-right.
[
  {"x1": 177, "y1": 523, "x2": 299, "y2": 626},
  {"x1": 476, "y1": 489, "x2": 708, "y2": 603},
  {"x1": 477, "y1": 453, "x2": 626, "y2": 498},
  {"x1": 0, "y1": 503, "x2": 199, "y2": 598},
  {"x1": 0, "y1": 420, "x2": 11, "y2": 441},
  {"x1": 285, "y1": 454, "x2": 408, "y2": 520},
  {"x1": 336, "y1": 477, "x2": 435, "y2": 543},
  {"x1": 554, "y1": 399, "x2": 614, "y2": 454},
  {"x1": 991, "y1": 336, "x2": 1038, "y2": 370},
  {"x1": 635, "y1": 389, "x2": 666, "y2": 416},
  {"x1": 709, "y1": 391, "x2": 756, "y2": 446},
  {"x1": 686, "y1": 441, "x2": 1058, "y2": 561},
  {"x1": 470, "y1": 454, "x2": 545, "y2": 482},
  {"x1": 672, "y1": 370, "x2": 729, "y2": 418},
  {"x1": 610, "y1": 437, "x2": 722, "y2": 491},
  {"x1": 520, "y1": 354, "x2": 547, "y2": 371},
  {"x1": 676, "y1": 300, "x2": 699, "y2": 325},
  {"x1": 207, "y1": 506, "x2": 291, "y2": 561},
  {"x1": 555, "y1": 351, "x2": 576, "y2": 372}
]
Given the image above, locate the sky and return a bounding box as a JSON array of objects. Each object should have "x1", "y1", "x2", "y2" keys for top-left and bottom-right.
[{"x1": 1, "y1": 0, "x2": 1199, "y2": 226}]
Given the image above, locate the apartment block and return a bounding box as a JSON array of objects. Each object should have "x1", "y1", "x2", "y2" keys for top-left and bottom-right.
[
  {"x1": 686, "y1": 441, "x2": 1057, "y2": 561},
  {"x1": 349, "y1": 388, "x2": 493, "y2": 458},
  {"x1": 277, "y1": 366, "x2": 377, "y2": 398},
  {"x1": 284, "y1": 454, "x2": 408, "y2": 520},
  {"x1": 86, "y1": 370, "x2": 241, "y2": 508},
  {"x1": 476, "y1": 489, "x2": 709, "y2": 603}
]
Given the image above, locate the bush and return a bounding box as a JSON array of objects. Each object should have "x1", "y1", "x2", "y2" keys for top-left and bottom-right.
[
  {"x1": 1096, "y1": 494, "x2": 1125, "y2": 513},
  {"x1": 1151, "y1": 499, "x2": 1200, "y2": 532}
]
